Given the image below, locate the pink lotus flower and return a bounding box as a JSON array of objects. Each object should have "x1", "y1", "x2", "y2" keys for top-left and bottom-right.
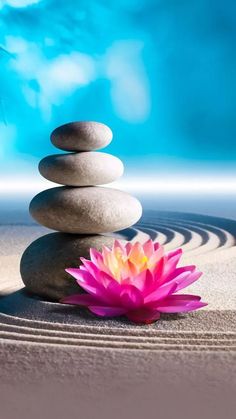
[{"x1": 61, "y1": 240, "x2": 207, "y2": 324}]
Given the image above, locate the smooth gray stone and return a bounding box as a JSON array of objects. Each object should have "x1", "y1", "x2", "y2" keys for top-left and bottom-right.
[
  {"x1": 20, "y1": 233, "x2": 118, "y2": 300},
  {"x1": 29, "y1": 186, "x2": 142, "y2": 234},
  {"x1": 51, "y1": 121, "x2": 112, "y2": 151},
  {"x1": 38, "y1": 152, "x2": 124, "y2": 186}
]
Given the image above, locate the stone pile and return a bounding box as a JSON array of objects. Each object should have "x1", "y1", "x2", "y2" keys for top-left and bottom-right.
[{"x1": 20, "y1": 121, "x2": 142, "y2": 300}]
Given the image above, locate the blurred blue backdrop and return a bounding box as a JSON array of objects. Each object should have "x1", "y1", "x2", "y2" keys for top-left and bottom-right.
[{"x1": 0, "y1": 0, "x2": 236, "y2": 179}]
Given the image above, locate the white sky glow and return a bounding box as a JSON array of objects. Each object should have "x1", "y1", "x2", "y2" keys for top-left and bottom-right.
[{"x1": 1, "y1": 176, "x2": 236, "y2": 196}]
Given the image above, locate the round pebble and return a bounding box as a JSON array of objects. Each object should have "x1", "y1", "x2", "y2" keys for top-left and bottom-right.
[
  {"x1": 29, "y1": 186, "x2": 142, "y2": 234},
  {"x1": 51, "y1": 121, "x2": 112, "y2": 151},
  {"x1": 20, "y1": 233, "x2": 118, "y2": 300},
  {"x1": 38, "y1": 152, "x2": 124, "y2": 186}
]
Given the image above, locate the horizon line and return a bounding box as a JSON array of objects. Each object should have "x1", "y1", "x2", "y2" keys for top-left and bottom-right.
[{"x1": 1, "y1": 175, "x2": 236, "y2": 195}]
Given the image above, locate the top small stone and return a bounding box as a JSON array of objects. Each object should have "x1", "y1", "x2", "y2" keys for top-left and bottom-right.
[{"x1": 50, "y1": 121, "x2": 113, "y2": 151}]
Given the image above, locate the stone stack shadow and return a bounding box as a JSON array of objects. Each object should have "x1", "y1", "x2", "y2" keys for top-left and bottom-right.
[{"x1": 20, "y1": 121, "x2": 142, "y2": 301}]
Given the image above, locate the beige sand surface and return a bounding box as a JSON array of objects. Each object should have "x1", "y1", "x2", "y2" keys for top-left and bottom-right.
[{"x1": 0, "y1": 212, "x2": 235, "y2": 419}]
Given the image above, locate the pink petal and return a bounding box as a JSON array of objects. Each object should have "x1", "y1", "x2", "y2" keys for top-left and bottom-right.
[
  {"x1": 143, "y1": 239, "x2": 154, "y2": 258},
  {"x1": 66, "y1": 269, "x2": 97, "y2": 289},
  {"x1": 126, "y1": 308, "x2": 161, "y2": 324},
  {"x1": 168, "y1": 271, "x2": 192, "y2": 287},
  {"x1": 166, "y1": 248, "x2": 182, "y2": 265},
  {"x1": 163, "y1": 294, "x2": 202, "y2": 301},
  {"x1": 142, "y1": 269, "x2": 155, "y2": 294},
  {"x1": 125, "y1": 242, "x2": 132, "y2": 256},
  {"x1": 66, "y1": 267, "x2": 89, "y2": 283},
  {"x1": 148, "y1": 246, "x2": 164, "y2": 268},
  {"x1": 104, "y1": 280, "x2": 125, "y2": 306},
  {"x1": 61, "y1": 293, "x2": 101, "y2": 306},
  {"x1": 129, "y1": 270, "x2": 147, "y2": 291},
  {"x1": 101, "y1": 245, "x2": 112, "y2": 266},
  {"x1": 89, "y1": 269, "x2": 113, "y2": 288},
  {"x1": 165, "y1": 249, "x2": 182, "y2": 270},
  {"x1": 166, "y1": 248, "x2": 183, "y2": 261},
  {"x1": 89, "y1": 306, "x2": 127, "y2": 317},
  {"x1": 128, "y1": 242, "x2": 145, "y2": 264},
  {"x1": 154, "y1": 242, "x2": 161, "y2": 251},
  {"x1": 120, "y1": 285, "x2": 143, "y2": 309},
  {"x1": 66, "y1": 267, "x2": 80, "y2": 277},
  {"x1": 119, "y1": 260, "x2": 135, "y2": 281},
  {"x1": 152, "y1": 256, "x2": 166, "y2": 283},
  {"x1": 127, "y1": 259, "x2": 139, "y2": 277},
  {"x1": 166, "y1": 265, "x2": 195, "y2": 280},
  {"x1": 66, "y1": 268, "x2": 108, "y2": 301},
  {"x1": 112, "y1": 239, "x2": 125, "y2": 252},
  {"x1": 157, "y1": 301, "x2": 207, "y2": 313},
  {"x1": 158, "y1": 294, "x2": 201, "y2": 305},
  {"x1": 160, "y1": 249, "x2": 183, "y2": 283},
  {"x1": 144, "y1": 282, "x2": 177, "y2": 305},
  {"x1": 186, "y1": 301, "x2": 208, "y2": 310},
  {"x1": 134, "y1": 270, "x2": 156, "y2": 295},
  {"x1": 156, "y1": 294, "x2": 207, "y2": 313},
  {"x1": 89, "y1": 247, "x2": 103, "y2": 264},
  {"x1": 80, "y1": 258, "x2": 101, "y2": 279},
  {"x1": 162, "y1": 266, "x2": 201, "y2": 291},
  {"x1": 175, "y1": 270, "x2": 202, "y2": 292}
]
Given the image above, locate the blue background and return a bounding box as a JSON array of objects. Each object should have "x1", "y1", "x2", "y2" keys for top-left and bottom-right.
[{"x1": 0, "y1": 0, "x2": 236, "y2": 177}]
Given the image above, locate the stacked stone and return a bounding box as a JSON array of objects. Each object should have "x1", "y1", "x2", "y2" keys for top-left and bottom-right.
[{"x1": 20, "y1": 121, "x2": 142, "y2": 300}]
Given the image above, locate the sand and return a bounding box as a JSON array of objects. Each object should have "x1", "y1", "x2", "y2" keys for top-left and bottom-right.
[{"x1": 0, "y1": 210, "x2": 235, "y2": 419}]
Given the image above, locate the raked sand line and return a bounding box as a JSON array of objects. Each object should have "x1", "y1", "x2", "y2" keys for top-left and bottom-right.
[
  {"x1": 0, "y1": 311, "x2": 235, "y2": 338},
  {"x1": 0, "y1": 322, "x2": 235, "y2": 343},
  {"x1": 0, "y1": 334, "x2": 235, "y2": 352},
  {"x1": 0, "y1": 310, "x2": 235, "y2": 350},
  {"x1": 120, "y1": 212, "x2": 235, "y2": 257},
  {"x1": 162, "y1": 219, "x2": 234, "y2": 251},
  {"x1": 0, "y1": 321, "x2": 235, "y2": 350},
  {"x1": 138, "y1": 219, "x2": 234, "y2": 254},
  {"x1": 0, "y1": 313, "x2": 235, "y2": 351},
  {"x1": 0, "y1": 310, "x2": 235, "y2": 337}
]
